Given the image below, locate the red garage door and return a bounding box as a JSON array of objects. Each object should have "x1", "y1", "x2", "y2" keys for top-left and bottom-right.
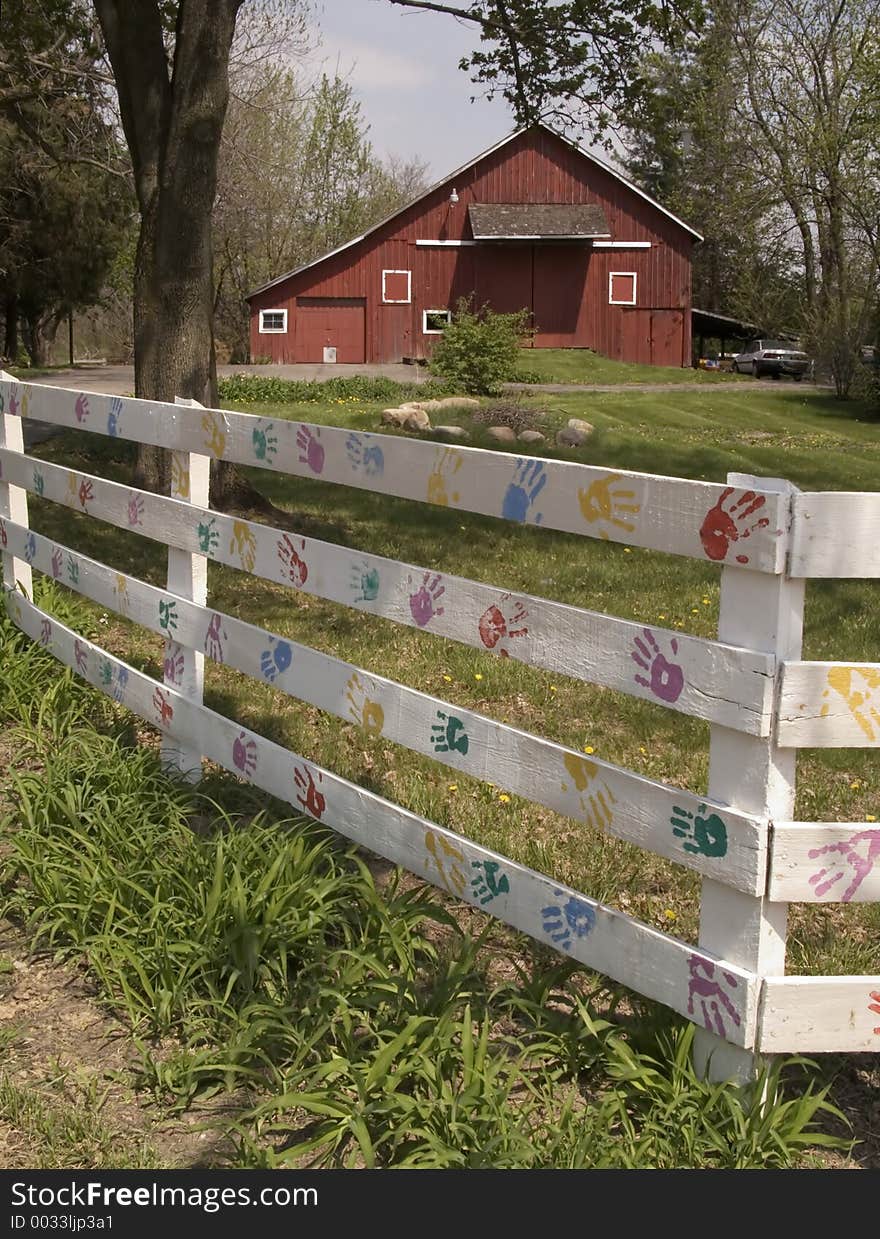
[{"x1": 295, "y1": 297, "x2": 366, "y2": 363}]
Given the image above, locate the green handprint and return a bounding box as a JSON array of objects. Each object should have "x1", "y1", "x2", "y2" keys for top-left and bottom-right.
[
  {"x1": 431, "y1": 710, "x2": 469, "y2": 755},
  {"x1": 471, "y1": 860, "x2": 509, "y2": 905},
  {"x1": 159, "y1": 598, "x2": 178, "y2": 633},
  {"x1": 350, "y1": 561, "x2": 380, "y2": 604},
  {"x1": 197, "y1": 518, "x2": 219, "y2": 555}
]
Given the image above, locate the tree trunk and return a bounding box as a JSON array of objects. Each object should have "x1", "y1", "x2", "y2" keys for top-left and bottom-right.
[
  {"x1": 23, "y1": 312, "x2": 59, "y2": 367},
  {"x1": 3, "y1": 293, "x2": 19, "y2": 359}
]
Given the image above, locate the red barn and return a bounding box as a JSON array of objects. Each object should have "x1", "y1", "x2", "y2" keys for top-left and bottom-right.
[{"x1": 247, "y1": 123, "x2": 701, "y2": 368}]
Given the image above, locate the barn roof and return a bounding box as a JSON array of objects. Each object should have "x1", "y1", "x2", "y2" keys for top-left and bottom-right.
[
  {"x1": 468, "y1": 202, "x2": 610, "y2": 240},
  {"x1": 247, "y1": 122, "x2": 702, "y2": 299}
]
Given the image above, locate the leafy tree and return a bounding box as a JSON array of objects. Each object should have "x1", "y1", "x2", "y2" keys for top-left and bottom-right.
[{"x1": 429, "y1": 299, "x2": 531, "y2": 393}]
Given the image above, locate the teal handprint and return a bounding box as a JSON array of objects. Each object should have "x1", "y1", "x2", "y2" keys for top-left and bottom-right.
[
  {"x1": 471, "y1": 860, "x2": 509, "y2": 905},
  {"x1": 350, "y1": 561, "x2": 380, "y2": 604},
  {"x1": 197, "y1": 518, "x2": 219, "y2": 555},
  {"x1": 252, "y1": 420, "x2": 278, "y2": 461},
  {"x1": 158, "y1": 598, "x2": 178, "y2": 633},
  {"x1": 431, "y1": 710, "x2": 469, "y2": 755}
]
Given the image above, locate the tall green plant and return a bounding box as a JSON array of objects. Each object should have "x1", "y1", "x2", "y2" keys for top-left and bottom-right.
[{"x1": 429, "y1": 299, "x2": 532, "y2": 395}]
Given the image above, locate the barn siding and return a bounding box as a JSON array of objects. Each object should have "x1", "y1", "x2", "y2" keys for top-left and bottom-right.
[{"x1": 249, "y1": 127, "x2": 695, "y2": 367}]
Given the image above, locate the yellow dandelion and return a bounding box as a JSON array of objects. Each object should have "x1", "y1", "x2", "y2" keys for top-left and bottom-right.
[
  {"x1": 549, "y1": 685, "x2": 558, "y2": 692},
  {"x1": 658, "y1": 614, "x2": 666, "y2": 620},
  {"x1": 692, "y1": 607, "x2": 699, "y2": 614},
  {"x1": 702, "y1": 598, "x2": 711, "y2": 605},
  {"x1": 474, "y1": 673, "x2": 483, "y2": 681},
  {"x1": 664, "y1": 908, "x2": 677, "y2": 921},
  {"x1": 498, "y1": 793, "x2": 511, "y2": 803},
  {"x1": 639, "y1": 745, "x2": 647, "y2": 755},
  {"x1": 624, "y1": 547, "x2": 632, "y2": 553},
  {"x1": 583, "y1": 745, "x2": 594, "y2": 754},
  {"x1": 442, "y1": 674, "x2": 453, "y2": 682},
  {"x1": 448, "y1": 783, "x2": 458, "y2": 792},
  {"x1": 850, "y1": 780, "x2": 861, "y2": 790},
  {"x1": 866, "y1": 813, "x2": 877, "y2": 822}
]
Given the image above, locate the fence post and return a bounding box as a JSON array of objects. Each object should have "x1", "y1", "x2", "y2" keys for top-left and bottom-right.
[
  {"x1": 695, "y1": 473, "x2": 804, "y2": 1082},
  {"x1": 0, "y1": 371, "x2": 33, "y2": 602},
  {"x1": 161, "y1": 396, "x2": 211, "y2": 780}
]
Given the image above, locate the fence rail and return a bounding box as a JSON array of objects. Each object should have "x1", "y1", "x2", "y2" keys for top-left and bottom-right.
[{"x1": 1, "y1": 375, "x2": 878, "y2": 1074}]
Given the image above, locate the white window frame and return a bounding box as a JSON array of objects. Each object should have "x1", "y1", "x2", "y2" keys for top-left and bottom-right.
[
  {"x1": 258, "y1": 308, "x2": 288, "y2": 333},
  {"x1": 609, "y1": 272, "x2": 637, "y2": 305},
  {"x1": 382, "y1": 269, "x2": 411, "y2": 304},
  {"x1": 422, "y1": 309, "x2": 452, "y2": 335}
]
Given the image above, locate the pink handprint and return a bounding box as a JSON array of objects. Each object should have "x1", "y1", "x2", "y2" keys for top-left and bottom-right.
[
  {"x1": 7, "y1": 390, "x2": 20, "y2": 418},
  {"x1": 296, "y1": 425, "x2": 324, "y2": 474},
  {"x1": 163, "y1": 642, "x2": 185, "y2": 686},
  {"x1": 293, "y1": 764, "x2": 326, "y2": 819},
  {"x1": 408, "y1": 572, "x2": 445, "y2": 628},
  {"x1": 78, "y1": 479, "x2": 94, "y2": 510},
  {"x1": 127, "y1": 492, "x2": 145, "y2": 527},
  {"x1": 51, "y1": 546, "x2": 63, "y2": 578},
  {"x1": 477, "y1": 594, "x2": 529, "y2": 658},
  {"x1": 233, "y1": 730, "x2": 258, "y2": 777},
  {"x1": 74, "y1": 639, "x2": 89, "y2": 675},
  {"x1": 808, "y1": 829, "x2": 880, "y2": 902},
  {"x1": 699, "y1": 488, "x2": 770, "y2": 565},
  {"x1": 75, "y1": 393, "x2": 90, "y2": 424},
  {"x1": 152, "y1": 687, "x2": 174, "y2": 729},
  {"x1": 630, "y1": 628, "x2": 685, "y2": 704},
  {"x1": 687, "y1": 956, "x2": 741, "y2": 1038},
  {"x1": 204, "y1": 613, "x2": 226, "y2": 662},
  {"x1": 277, "y1": 534, "x2": 309, "y2": 587},
  {"x1": 39, "y1": 619, "x2": 51, "y2": 647}
]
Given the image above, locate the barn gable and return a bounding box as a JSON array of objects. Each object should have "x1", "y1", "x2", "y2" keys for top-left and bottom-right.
[{"x1": 248, "y1": 123, "x2": 699, "y2": 368}]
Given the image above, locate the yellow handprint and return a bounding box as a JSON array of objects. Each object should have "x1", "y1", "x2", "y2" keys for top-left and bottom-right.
[
  {"x1": 822, "y1": 666, "x2": 880, "y2": 742},
  {"x1": 345, "y1": 671, "x2": 385, "y2": 736},
  {"x1": 170, "y1": 454, "x2": 191, "y2": 500},
  {"x1": 66, "y1": 472, "x2": 79, "y2": 505},
  {"x1": 562, "y1": 752, "x2": 617, "y2": 831},
  {"x1": 114, "y1": 573, "x2": 130, "y2": 616},
  {"x1": 427, "y1": 447, "x2": 463, "y2": 507},
  {"x1": 201, "y1": 410, "x2": 227, "y2": 458},
  {"x1": 425, "y1": 829, "x2": 467, "y2": 896},
  {"x1": 577, "y1": 473, "x2": 641, "y2": 539},
  {"x1": 230, "y1": 520, "x2": 257, "y2": 572}
]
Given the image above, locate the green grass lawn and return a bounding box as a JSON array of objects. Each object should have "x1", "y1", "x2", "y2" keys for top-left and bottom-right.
[
  {"x1": 515, "y1": 347, "x2": 748, "y2": 385},
  {"x1": 18, "y1": 381, "x2": 880, "y2": 985}
]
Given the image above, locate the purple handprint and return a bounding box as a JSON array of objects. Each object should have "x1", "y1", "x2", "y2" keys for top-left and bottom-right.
[
  {"x1": 686, "y1": 956, "x2": 742, "y2": 1038},
  {"x1": 75, "y1": 393, "x2": 90, "y2": 424},
  {"x1": 233, "y1": 730, "x2": 258, "y2": 777},
  {"x1": 204, "y1": 613, "x2": 226, "y2": 663},
  {"x1": 127, "y1": 492, "x2": 144, "y2": 527},
  {"x1": 408, "y1": 572, "x2": 445, "y2": 628},
  {"x1": 74, "y1": 639, "x2": 89, "y2": 675},
  {"x1": 39, "y1": 618, "x2": 51, "y2": 647},
  {"x1": 51, "y1": 546, "x2": 63, "y2": 579},
  {"x1": 163, "y1": 642, "x2": 185, "y2": 686},
  {"x1": 7, "y1": 389, "x2": 20, "y2": 418},
  {"x1": 296, "y1": 425, "x2": 324, "y2": 474},
  {"x1": 631, "y1": 628, "x2": 684, "y2": 704},
  {"x1": 808, "y1": 829, "x2": 880, "y2": 902}
]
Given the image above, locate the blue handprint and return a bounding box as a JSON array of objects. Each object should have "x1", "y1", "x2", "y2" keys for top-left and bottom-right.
[
  {"x1": 112, "y1": 667, "x2": 129, "y2": 703},
  {"x1": 541, "y1": 892, "x2": 596, "y2": 951},
  {"x1": 346, "y1": 433, "x2": 385, "y2": 478},
  {"x1": 107, "y1": 397, "x2": 123, "y2": 438},
  {"x1": 24, "y1": 532, "x2": 36, "y2": 564},
  {"x1": 502, "y1": 459, "x2": 546, "y2": 524},
  {"x1": 259, "y1": 638, "x2": 293, "y2": 682}
]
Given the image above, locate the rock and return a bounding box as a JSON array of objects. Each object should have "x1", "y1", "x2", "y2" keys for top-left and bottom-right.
[
  {"x1": 567, "y1": 417, "x2": 594, "y2": 435},
  {"x1": 434, "y1": 425, "x2": 471, "y2": 441},
  {"x1": 436, "y1": 396, "x2": 481, "y2": 409},
  {"x1": 556, "y1": 426, "x2": 591, "y2": 448},
  {"x1": 486, "y1": 425, "x2": 517, "y2": 444},
  {"x1": 400, "y1": 399, "x2": 445, "y2": 413},
  {"x1": 381, "y1": 408, "x2": 410, "y2": 426},
  {"x1": 517, "y1": 429, "x2": 546, "y2": 444},
  {"x1": 404, "y1": 409, "x2": 432, "y2": 431}
]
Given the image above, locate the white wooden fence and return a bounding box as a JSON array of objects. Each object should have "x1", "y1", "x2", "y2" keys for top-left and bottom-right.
[{"x1": 1, "y1": 373, "x2": 878, "y2": 1081}]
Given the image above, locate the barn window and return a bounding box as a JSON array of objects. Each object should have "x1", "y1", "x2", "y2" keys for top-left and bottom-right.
[
  {"x1": 259, "y1": 309, "x2": 288, "y2": 333},
  {"x1": 609, "y1": 273, "x2": 637, "y2": 305},
  {"x1": 382, "y1": 270, "x2": 411, "y2": 303},
  {"x1": 423, "y1": 309, "x2": 452, "y2": 334}
]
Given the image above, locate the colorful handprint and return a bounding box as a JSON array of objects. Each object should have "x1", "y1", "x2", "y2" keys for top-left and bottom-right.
[
  {"x1": 293, "y1": 763, "x2": 325, "y2": 818},
  {"x1": 0, "y1": 518, "x2": 5, "y2": 548},
  {"x1": 77, "y1": 479, "x2": 94, "y2": 510},
  {"x1": 430, "y1": 710, "x2": 469, "y2": 755},
  {"x1": 821, "y1": 666, "x2": 880, "y2": 742},
  {"x1": 427, "y1": 447, "x2": 462, "y2": 507},
  {"x1": 170, "y1": 454, "x2": 191, "y2": 500},
  {"x1": 408, "y1": 572, "x2": 445, "y2": 628},
  {"x1": 425, "y1": 830, "x2": 467, "y2": 897},
  {"x1": 74, "y1": 393, "x2": 90, "y2": 424},
  {"x1": 233, "y1": 730, "x2": 258, "y2": 777},
  {"x1": 66, "y1": 554, "x2": 79, "y2": 585},
  {"x1": 577, "y1": 473, "x2": 641, "y2": 539},
  {"x1": 296, "y1": 425, "x2": 324, "y2": 474},
  {"x1": 345, "y1": 671, "x2": 385, "y2": 736},
  {"x1": 127, "y1": 492, "x2": 145, "y2": 527},
  {"x1": 259, "y1": 637, "x2": 292, "y2": 682},
  {"x1": 50, "y1": 547, "x2": 63, "y2": 579},
  {"x1": 112, "y1": 667, "x2": 129, "y2": 704},
  {"x1": 870, "y1": 991, "x2": 880, "y2": 1035},
  {"x1": 670, "y1": 804, "x2": 728, "y2": 858},
  {"x1": 808, "y1": 829, "x2": 880, "y2": 901},
  {"x1": 158, "y1": 598, "x2": 178, "y2": 633},
  {"x1": 630, "y1": 628, "x2": 684, "y2": 704},
  {"x1": 699, "y1": 487, "x2": 770, "y2": 565},
  {"x1": 252, "y1": 420, "x2": 278, "y2": 462},
  {"x1": 230, "y1": 521, "x2": 257, "y2": 572},
  {"x1": 152, "y1": 687, "x2": 174, "y2": 729},
  {"x1": 686, "y1": 956, "x2": 741, "y2": 1037},
  {"x1": 477, "y1": 594, "x2": 528, "y2": 658},
  {"x1": 471, "y1": 860, "x2": 510, "y2": 906},
  {"x1": 163, "y1": 642, "x2": 185, "y2": 686},
  {"x1": 33, "y1": 467, "x2": 44, "y2": 497},
  {"x1": 350, "y1": 560, "x2": 380, "y2": 604},
  {"x1": 107, "y1": 397, "x2": 123, "y2": 438},
  {"x1": 39, "y1": 618, "x2": 52, "y2": 647},
  {"x1": 204, "y1": 613, "x2": 226, "y2": 662},
  {"x1": 346, "y1": 433, "x2": 384, "y2": 478},
  {"x1": 501, "y1": 459, "x2": 546, "y2": 524},
  {"x1": 24, "y1": 532, "x2": 36, "y2": 564},
  {"x1": 98, "y1": 658, "x2": 113, "y2": 687},
  {"x1": 277, "y1": 534, "x2": 309, "y2": 588},
  {"x1": 197, "y1": 519, "x2": 219, "y2": 555},
  {"x1": 201, "y1": 410, "x2": 227, "y2": 458},
  {"x1": 74, "y1": 639, "x2": 89, "y2": 675},
  {"x1": 562, "y1": 753, "x2": 616, "y2": 832},
  {"x1": 541, "y1": 892, "x2": 596, "y2": 951},
  {"x1": 114, "y1": 573, "x2": 130, "y2": 615}
]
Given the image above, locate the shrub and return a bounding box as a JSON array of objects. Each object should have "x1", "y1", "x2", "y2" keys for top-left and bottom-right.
[
  {"x1": 429, "y1": 298, "x2": 532, "y2": 395},
  {"x1": 217, "y1": 374, "x2": 449, "y2": 405}
]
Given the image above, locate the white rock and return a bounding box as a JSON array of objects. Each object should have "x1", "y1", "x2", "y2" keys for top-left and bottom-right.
[
  {"x1": 486, "y1": 425, "x2": 517, "y2": 444},
  {"x1": 404, "y1": 409, "x2": 432, "y2": 431},
  {"x1": 517, "y1": 429, "x2": 546, "y2": 443},
  {"x1": 556, "y1": 426, "x2": 591, "y2": 447},
  {"x1": 567, "y1": 417, "x2": 594, "y2": 435},
  {"x1": 436, "y1": 396, "x2": 481, "y2": 409},
  {"x1": 434, "y1": 425, "x2": 471, "y2": 440}
]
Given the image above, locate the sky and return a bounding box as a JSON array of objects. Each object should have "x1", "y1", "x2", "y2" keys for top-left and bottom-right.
[{"x1": 311, "y1": 0, "x2": 518, "y2": 177}]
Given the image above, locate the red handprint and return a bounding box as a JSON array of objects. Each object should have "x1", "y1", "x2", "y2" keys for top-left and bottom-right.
[
  {"x1": 277, "y1": 534, "x2": 309, "y2": 587},
  {"x1": 152, "y1": 687, "x2": 174, "y2": 728},
  {"x1": 870, "y1": 991, "x2": 880, "y2": 1035},
  {"x1": 700, "y1": 488, "x2": 770, "y2": 565},
  {"x1": 808, "y1": 830, "x2": 880, "y2": 902},
  {"x1": 478, "y1": 594, "x2": 529, "y2": 658},
  {"x1": 78, "y1": 479, "x2": 94, "y2": 510},
  {"x1": 74, "y1": 393, "x2": 90, "y2": 423},
  {"x1": 296, "y1": 425, "x2": 325, "y2": 474},
  {"x1": 293, "y1": 763, "x2": 326, "y2": 819}
]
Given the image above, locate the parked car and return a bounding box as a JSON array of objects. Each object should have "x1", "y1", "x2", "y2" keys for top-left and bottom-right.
[{"x1": 731, "y1": 339, "x2": 812, "y2": 380}]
